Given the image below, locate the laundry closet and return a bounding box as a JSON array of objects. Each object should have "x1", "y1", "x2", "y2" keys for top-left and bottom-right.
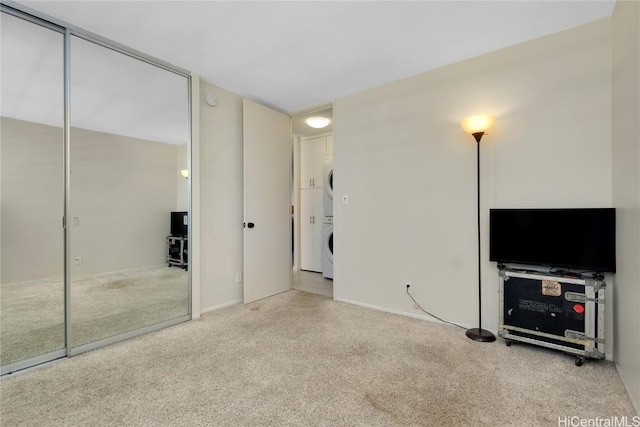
[{"x1": 292, "y1": 108, "x2": 334, "y2": 297}]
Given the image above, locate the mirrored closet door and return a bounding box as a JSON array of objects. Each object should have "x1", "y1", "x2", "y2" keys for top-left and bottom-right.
[
  {"x1": 0, "y1": 5, "x2": 191, "y2": 373},
  {"x1": 68, "y1": 36, "x2": 191, "y2": 351},
  {"x1": 0, "y1": 12, "x2": 66, "y2": 370}
]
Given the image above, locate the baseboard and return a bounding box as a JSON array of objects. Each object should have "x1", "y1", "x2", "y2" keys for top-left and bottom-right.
[
  {"x1": 335, "y1": 297, "x2": 482, "y2": 333},
  {"x1": 200, "y1": 299, "x2": 243, "y2": 315},
  {"x1": 616, "y1": 363, "x2": 640, "y2": 415},
  {"x1": 75, "y1": 264, "x2": 171, "y2": 280},
  {"x1": 2, "y1": 264, "x2": 172, "y2": 287}
]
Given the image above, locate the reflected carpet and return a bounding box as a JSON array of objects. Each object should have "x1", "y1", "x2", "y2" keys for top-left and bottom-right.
[{"x1": 0, "y1": 266, "x2": 188, "y2": 365}]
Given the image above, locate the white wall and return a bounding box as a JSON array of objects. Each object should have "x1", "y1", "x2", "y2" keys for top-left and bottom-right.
[
  {"x1": 612, "y1": 0, "x2": 640, "y2": 413},
  {"x1": 176, "y1": 143, "x2": 188, "y2": 211},
  {"x1": 334, "y1": 19, "x2": 614, "y2": 353},
  {"x1": 69, "y1": 126, "x2": 179, "y2": 278},
  {"x1": 1, "y1": 117, "x2": 179, "y2": 283},
  {"x1": 198, "y1": 81, "x2": 244, "y2": 311},
  {"x1": 1, "y1": 118, "x2": 64, "y2": 283}
]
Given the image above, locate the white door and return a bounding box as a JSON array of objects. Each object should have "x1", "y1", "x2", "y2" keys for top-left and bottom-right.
[
  {"x1": 300, "y1": 187, "x2": 324, "y2": 272},
  {"x1": 243, "y1": 99, "x2": 291, "y2": 303},
  {"x1": 300, "y1": 136, "x2": 326, "y2": 189},
  {"x1": 300, "y1": 189, "x2": 315, "y2": 271},
  {"x1": 312, "y1": 187, "x2": 324, "y2": 271}
]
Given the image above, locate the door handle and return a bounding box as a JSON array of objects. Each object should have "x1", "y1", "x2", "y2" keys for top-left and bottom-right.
[{"x1": 247, "y1": 222, "x2": 255, "y2": 229}]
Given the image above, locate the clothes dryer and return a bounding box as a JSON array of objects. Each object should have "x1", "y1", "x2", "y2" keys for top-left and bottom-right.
[
  {"x1": 323, "y1": 160, "x2": 333, "y2": 217},
  {"x1": 322, "y1": 217, "x2": 333, "y2": 279}
]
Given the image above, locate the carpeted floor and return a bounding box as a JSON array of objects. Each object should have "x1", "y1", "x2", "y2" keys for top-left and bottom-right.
[
  {"x1": 0, "y1": 266, "x2": 189, "y2": 365},
  {"x1": 0, "y1": 290, "x2": 635, "y2": 426}
]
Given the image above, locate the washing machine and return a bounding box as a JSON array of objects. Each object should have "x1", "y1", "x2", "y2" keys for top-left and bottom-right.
[
  {"x1": 323, "y1": 160, "x2": 333, "y2": 217},
  {"x1": 322, "y1": 217, "x2": 333, "y2": 279}
]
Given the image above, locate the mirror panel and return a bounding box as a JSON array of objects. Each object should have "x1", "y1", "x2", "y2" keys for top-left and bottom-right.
[
  {"x1": 0, "y1": 12, "x2": 66, "y2": 366},
  {"x1": 69, "y1": 35, "x2": 190, "y2": 348}
]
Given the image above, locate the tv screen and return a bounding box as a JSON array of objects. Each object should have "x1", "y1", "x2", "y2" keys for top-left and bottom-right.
[
  {"x1": 171, "y1": 211, "x2": 188, "y2": 237},
  {"x1": 489, "y1": 208, "x2": 616, "y2": 272}
]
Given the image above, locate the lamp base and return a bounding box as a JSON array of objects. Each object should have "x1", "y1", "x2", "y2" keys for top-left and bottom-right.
[{"x1": 465, "y1": 328, "x2": 496, "y2": 342}]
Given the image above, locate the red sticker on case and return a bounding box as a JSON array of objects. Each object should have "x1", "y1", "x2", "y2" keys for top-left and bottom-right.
[{"x1": 573, "y1": 304, "x2": 585, "y2": 314}]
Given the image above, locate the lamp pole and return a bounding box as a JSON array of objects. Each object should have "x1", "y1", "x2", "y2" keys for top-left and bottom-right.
[{"x1": 465, "y1": 131, "x2": 496, "y2": 342}]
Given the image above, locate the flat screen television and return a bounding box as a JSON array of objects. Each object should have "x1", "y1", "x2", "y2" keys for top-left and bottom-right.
[
  {"x1": 489, "y1": 208, "x2": 616, "y2": 272},
  {"x1": 171, "y1": 211, "x2": 188, "y2": 237}
]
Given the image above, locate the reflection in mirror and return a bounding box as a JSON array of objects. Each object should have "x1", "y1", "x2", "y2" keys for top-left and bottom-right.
[
  {"x1": 0, "y1": 12, "x2": 66, "y2": 367},
  {"x1": 69, "y1": 36, "x2": 190, "y2": 348}
]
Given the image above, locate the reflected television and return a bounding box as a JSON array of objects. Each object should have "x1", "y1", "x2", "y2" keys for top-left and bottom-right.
[{"x1": 171, "y1": 211, "x2": 188, "y2": 237}]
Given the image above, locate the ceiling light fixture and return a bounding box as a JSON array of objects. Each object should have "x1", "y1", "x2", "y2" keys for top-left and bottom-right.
[{"x1": 306, "y1": 117, "x2": 331, "y2": 129}]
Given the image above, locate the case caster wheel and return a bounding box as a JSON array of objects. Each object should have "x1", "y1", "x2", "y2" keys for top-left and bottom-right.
[
  {"x1": 574, "y1": 357, "x2": 585, "y2": 367},
  {"x1": 505, "y1": 340, "x2": 512, "y2": 347}
]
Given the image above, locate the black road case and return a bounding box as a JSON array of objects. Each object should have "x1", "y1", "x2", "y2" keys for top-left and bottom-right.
[
  {"x1": 167, "y1": 235, "x2": 188, "y2": 270},
  {"x1": 498, "y1": 269, "x2": 605, "y2": 365}
]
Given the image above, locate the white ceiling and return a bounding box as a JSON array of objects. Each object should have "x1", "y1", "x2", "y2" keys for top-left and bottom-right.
[
  {"x1": 1, "y1": 10, "x2": 190, "y2": 145},
  {"x1": 2, "y1": 1, "x2": 614, "y2": 142},
  {"x1": 16, "y1": 0, "x2": 615, "y2": 114}
]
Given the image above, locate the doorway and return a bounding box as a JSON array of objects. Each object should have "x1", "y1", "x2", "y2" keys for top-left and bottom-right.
[{"x1": 290, "y1": 106, "x2": 334, "y2": 297}]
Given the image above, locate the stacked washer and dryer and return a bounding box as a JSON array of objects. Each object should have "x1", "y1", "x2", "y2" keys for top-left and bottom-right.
[{"x1": 322, "y1": 160, "x2": 334, "y2": 279}]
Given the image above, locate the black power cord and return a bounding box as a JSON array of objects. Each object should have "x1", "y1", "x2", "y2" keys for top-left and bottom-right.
[{"x1": 406, "y1": 286, "x2": 466, "y2": 330}]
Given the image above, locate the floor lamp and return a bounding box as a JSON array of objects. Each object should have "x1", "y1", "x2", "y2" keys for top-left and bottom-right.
[{"x1": 460, "y1": 114, "x2": 496, "y2": 342}]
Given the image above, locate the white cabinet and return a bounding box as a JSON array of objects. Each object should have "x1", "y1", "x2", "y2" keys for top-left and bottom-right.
[
  {"x1": 300, "y1": 188, "x2": 324, "y2": 272},
  {"x1": 299, "y1": 134, "x2": 333, "y2": 272},
  {"x1": 300, "y1": 135, "x2": 331, "y2": 189}
]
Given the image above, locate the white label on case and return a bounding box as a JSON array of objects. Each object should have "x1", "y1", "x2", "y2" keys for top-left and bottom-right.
[{"x1": 542, "y1": 280, "x2": 561, "y2": 297}]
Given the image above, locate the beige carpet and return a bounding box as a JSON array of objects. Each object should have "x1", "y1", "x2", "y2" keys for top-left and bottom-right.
[
  {"x1": 0, "y1": 290, "x2": 635, "y2": 426},
  {"x1": 1, "y1": 266, "x2": 189, "y2": 365}
]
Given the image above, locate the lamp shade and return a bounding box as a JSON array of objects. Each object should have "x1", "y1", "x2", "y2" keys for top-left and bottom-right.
[{"x1": 460, "y1": 114, "x2": 495, "y2": 135}]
